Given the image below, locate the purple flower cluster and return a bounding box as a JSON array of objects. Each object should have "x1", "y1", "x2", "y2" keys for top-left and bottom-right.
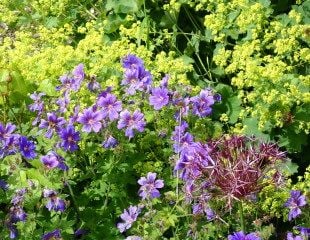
[
  {"x1": 6, "y1": 188, "x2": 28, "y2": 239},
  {"x1": 121, "y1": 55, "x2": 152, "y2": 95},
  {"x1": 284, "y1": 190, "x2": 307, "y2": 221},
  {"x1": 138, "y1": 172, "x2": 164, "y2": 200},
  {"x1": 56, "y1": 64, "x2": 85, "y2": 93},
  {"x1": 117, "y1": 205, "x2": 141, "y2": 233},
  {"x1": 43, "y1": 189, "x2": 66, "y2": 212}
]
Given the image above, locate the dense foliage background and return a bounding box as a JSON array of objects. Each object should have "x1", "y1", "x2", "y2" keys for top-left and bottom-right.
[{"x1": 0, "y1": 0, "x2": 309, "y2": 239}]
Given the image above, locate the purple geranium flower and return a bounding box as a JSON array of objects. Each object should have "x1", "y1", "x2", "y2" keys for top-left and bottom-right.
[
  {"x1": 284, "y1": 190, "x2": 307, "y2": 221},
  {"x1": 149, "y1": 87, "x2": 169, "y2": 110},
  {"x1": 122, "y1": 54, "x2": 144, "y2": 69},
  {"x1": 121, "y1": 56, "x2": 152, "y2": 95},
  {"x1": 59, "y1": 125, "x2": 80, "y2": 152},
  {"x1": 191, "y1": 88, "x2": 215, "y2": 117},
  {"x1": 117, "y1": 205, "x2": 141, "y2": 233},
  {"x1": 72, "y1": 63, "x2": 85, "y2": 86},
  {"x1": 87, "y1": 75, "x2": 101, "y2": 92},
  {"x1": 28, "y1": 92, "x2": 45, "y2": 112},
  {"x1": 286, "y1": 232, "x2": 303, "y2": 240},
  {"x1": 39, "y1": 112, "x2": 66, "y2": 138},
  {"x1": 56, "y1": 90, "x2": 71, "y2": 113},
  {"x1": 19, "y1": 136, "x2": 36, "y2": 159},
  {"x1": 0, "y1": 179, "x2": 8, "y2": 190},
  {"x1": 41, "y1": 151, "x2": 68, "y2": 170},
  {"x1": 97, "y1": 93, "x2": 122, "y2": 121},
  {"x1": 117, "y1": 109, "x2": 146, "y2": 139},
  {"x1": 77, "y1": 107, "x2": 104, "y2": 133},
  {"x1": 43, "y1": 189, "x2": 66, "y2": 212},
  {"x1": 102, "y1": 135, "x2": 118, "y2": 149},
  {"x1": 11, "y1": 188, "x2": 27, "y2": 205},
  {"x1": 228, "y1": 231, "x2": 261, "y2": 240},
  {"x1": 0, "y1": 122, "x2": 16, "y2": 142},
  {"x1": 10, "y1": 206, "x2": 27, "y2": 223},
  {"x1": 295, "y1": 226, "x2": 310, "y2": 237},
  {"x1": 42, "y1": 229, "x2": 61, "y2": 240},
  {"x1": 138, "y1": 172, "x2": 164, "y2": 200},
  {"x1": 7, "y1": 224, "x2": 18, "y2": 239}
]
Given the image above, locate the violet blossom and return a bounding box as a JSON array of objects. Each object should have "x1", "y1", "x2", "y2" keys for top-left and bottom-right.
[
  {"x1": 59, "y1": 125, "x2": 80, "y2": 152},
  {"x1": 228, "y1": 231, "x2": 261, "y2": 240},
  {"x1": 138, "y1": 172, "x2": 164, "y2": 200},
  {"x1": 284, "y1": 190, "x2": 307, "y2": 221},
  {"x1": 117, "y1": 109, "x2": 146, "y2": 139},
  {"x1": 191, "y1": 88, "x2": 215, "y2": 117},
  {"x1": 97, "y1": 93, "x2": 122, "y2": 121},
  {"x1": 19, "y1": 136, "x2": 36, "y2": 159},
  {"x1": 39, "y1": 112, "x2": 66, "y2": 138},
  {"x1": 117, "y1": 205, "x2": 141, "y2": 233},
  {"x1": 42, "y1": 229, "x2": 61, "y2": 240},
  {"x1": 77, "y1": 107, "x2": 104, "y2": 133},
  {"x1": 149, "y1": 87, "x2": 169, "y2": 110}
]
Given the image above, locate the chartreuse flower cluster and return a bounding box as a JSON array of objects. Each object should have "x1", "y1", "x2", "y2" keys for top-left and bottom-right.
[{"x1": 203, "y1": 0, "x2": 310, "y2": 135}]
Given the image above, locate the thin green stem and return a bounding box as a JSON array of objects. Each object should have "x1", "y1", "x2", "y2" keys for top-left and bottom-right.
[{"x1": 238, "y1": 201, "x2": 246, "y2": 233}]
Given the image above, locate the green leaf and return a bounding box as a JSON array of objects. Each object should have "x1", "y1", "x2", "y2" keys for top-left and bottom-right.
[
  {"x1": 243, "y1": 117, "x2": 270, "y2": 141},
  {"x1": 279, "y1": 160, "x2": 299, "y2": 176},
  {"x1": 226, "y1": 95, "x2": 242, "y2": 124},
  {"x1": 26, "y1": 169, "x2": 54, "y2": 188},
  {"x1": 105, "y1": 0, "x2": 141, "y2": 14}
]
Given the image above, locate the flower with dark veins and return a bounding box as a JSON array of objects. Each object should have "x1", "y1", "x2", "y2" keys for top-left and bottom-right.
[
  {"x1": 77, "y1": 107, "x2": 104, "y2": 133},
  {"x1": 138, "y1": 172, "x2": 164, "y2": 200},
  {"x1": 117, "y1": 109, "x2": 146, "y2": 139},
  {"x1": 59, "y1": 125, "x2": 80, "y2": 152},
  {"x1": 117, "y1": 205, "x2": 141, "y2": 233},
  {"x1": 284, "y1": 190, "x2": 307, "y2": 221}
]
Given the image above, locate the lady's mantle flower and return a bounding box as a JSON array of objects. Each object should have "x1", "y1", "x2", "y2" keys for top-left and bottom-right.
[
  {"x1": 41, "y1": 152, "x2": 68, "y2": 171},
  {"x1": 284, "y1": 190, "x2": 307, "y2": 221},
  {"x1": 117, "y1": 109, "x2": 146, "y2": 139},
  {"x1": 149, "y1": 87, "x2": 169, "y2": 110},
  {"x1": 42, "y1": 229, "x2": 61, "y2": 240},
  {"x1": 59, "y1": 125, "x2": 80, "y2": 152},
  {"x1": 138, "y1": 172, "x2": 164, "y2": 200},
  {"x1": 43, "y1": 189, "x2": 66, "y2": 212},
  {"x1": 77, "y1": 107, "x2": 104, "y2": 133},
  {"x1": 39, "y1": 112, "x2": 66, "y2": 138},
  {"x1": 228, "y1": 231, "x2": 261, "y2": 240},
  {"x1": 97, "y1": 93, "x2": 122, "y2": 121},
  {"x1": 19, "y1": 136, "x2": 36, "y2": 159},
  {"x1": 117, "y1": 205, "x2": 141, "y2": 233}
]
